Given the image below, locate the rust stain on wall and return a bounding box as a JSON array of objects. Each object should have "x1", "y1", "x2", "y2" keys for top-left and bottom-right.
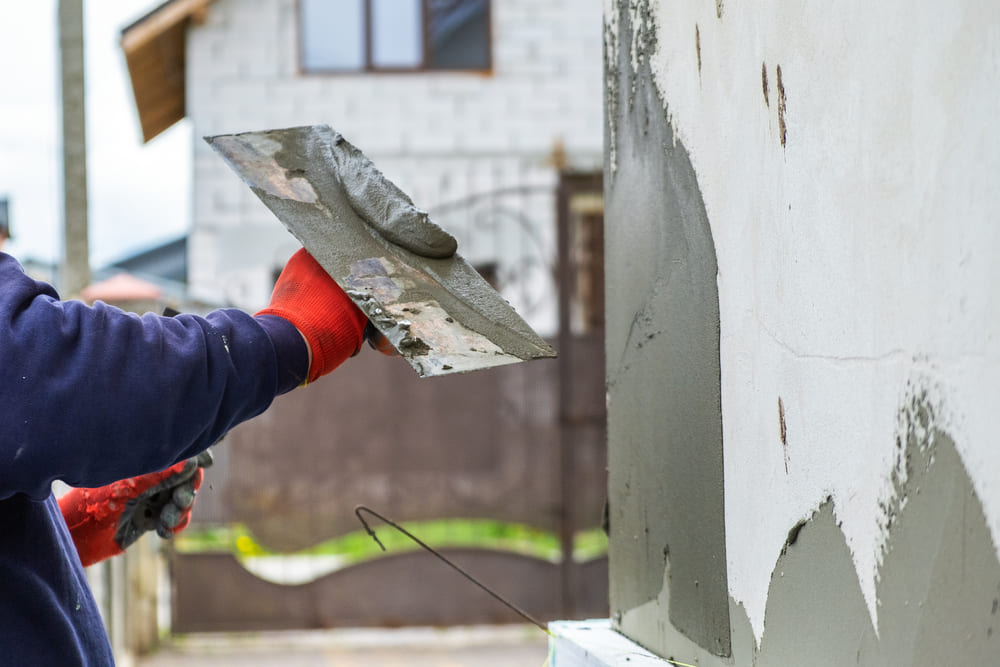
[
  {"x1": 778, "y1": 396, "x2": 788, "y2": 474},
  {"x1": 696, "y1": 25, "x2": 702, "y2": 77},
  {"x1": 762, "y1": 62, "x2": 770, "y2": 107},
  {"x1": 776, "y1": 64, "x2": 787, "y2": 147}
]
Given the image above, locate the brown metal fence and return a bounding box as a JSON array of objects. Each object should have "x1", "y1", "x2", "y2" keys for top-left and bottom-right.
[{"x1": 171, "y1": 171, "x2": 606, "y2": 631}]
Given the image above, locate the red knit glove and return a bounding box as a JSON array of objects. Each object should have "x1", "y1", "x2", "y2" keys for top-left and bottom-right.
[
  {"x1": 257, "y1": 248, "x2": 369, "y2": 382},
  {"x1": 60, "y1": 452, "x2": 211, "y2": 567}
]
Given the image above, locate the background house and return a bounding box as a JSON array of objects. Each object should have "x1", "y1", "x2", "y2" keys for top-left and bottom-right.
[{"x1": 125, "y1": 0, "x2": 602, "y2": 336}]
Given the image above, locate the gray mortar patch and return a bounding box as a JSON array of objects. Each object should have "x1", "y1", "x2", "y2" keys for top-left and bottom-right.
[
  {"x1": 625, "y1": 388, "x2": 1000, "y2": 666},
  {"x1": 606, "y1": 0, "x2": 730, "y2": 657},
  {"x1": 755, "y1": 389, "x2": 999, "y2": 666}
]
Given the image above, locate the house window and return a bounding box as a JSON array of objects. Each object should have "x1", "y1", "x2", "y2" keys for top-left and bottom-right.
[{"x1": 300, "y1": 0, "x2": 491, "y2": 73}]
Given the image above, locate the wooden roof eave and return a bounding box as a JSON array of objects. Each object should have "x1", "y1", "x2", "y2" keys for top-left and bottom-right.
[{"x1": 120, "y1": 0, "x2": 212, "y2": 143}]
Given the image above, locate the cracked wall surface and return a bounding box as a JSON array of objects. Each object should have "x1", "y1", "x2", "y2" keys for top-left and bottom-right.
[{"x1": 604, "y1": 0, "x2": 1000, "y2": 664}]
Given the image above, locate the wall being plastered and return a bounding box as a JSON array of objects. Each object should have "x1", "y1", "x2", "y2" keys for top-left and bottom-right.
[{"x1": 604, "y1": 0, "x2": 1000, "y2": 664}]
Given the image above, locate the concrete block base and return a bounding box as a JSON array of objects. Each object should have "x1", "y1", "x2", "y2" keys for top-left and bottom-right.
[{"x1": 548, "y1": 620, "x2": 666, "y2": 666}]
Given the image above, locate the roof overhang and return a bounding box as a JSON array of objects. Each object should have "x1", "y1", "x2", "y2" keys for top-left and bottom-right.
[{"x1": 121, "y1": 0, "x2": 212, "y2": 143}]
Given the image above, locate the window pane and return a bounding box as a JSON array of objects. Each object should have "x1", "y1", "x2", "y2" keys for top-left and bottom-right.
[
  {"x1": 301, "y1": 0, "x2": 365, "y2": 71},
  {"x1": 371, "y1": 0, "x2": 423, "y2": 69},
  {"x1": 427, "y1": 0, "x2": 490, "y2": 70}
]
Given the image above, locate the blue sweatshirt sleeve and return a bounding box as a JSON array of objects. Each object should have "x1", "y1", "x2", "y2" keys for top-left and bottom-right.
[{"x1": 0, "y1": 253, "x2": 308, "y2": 500}]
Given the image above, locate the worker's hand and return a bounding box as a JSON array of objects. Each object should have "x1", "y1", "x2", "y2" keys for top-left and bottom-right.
[
  {"x1": 331, "y1": 132, "x2": 458, "y2": 259},
  {"x1": 257, "y1": 248, "x2": 370, "y2": 382},
  {"x1": 59, "y1": 451, "x2": 213, "y2": 567}
]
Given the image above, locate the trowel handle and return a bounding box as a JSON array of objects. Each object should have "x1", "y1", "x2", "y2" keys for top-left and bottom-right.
[{"x1": 362, "y1": 322, "x2": 398, "y2": 357}]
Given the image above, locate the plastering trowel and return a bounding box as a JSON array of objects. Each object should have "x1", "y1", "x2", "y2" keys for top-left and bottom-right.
[{"x1": 205, "y1": 124, "x2": 556, "y2": 377}]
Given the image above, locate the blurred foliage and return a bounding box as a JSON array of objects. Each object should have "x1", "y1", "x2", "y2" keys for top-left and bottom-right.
[{"x1": 176, "y1": 519, "x2": 608, "y2": 563}]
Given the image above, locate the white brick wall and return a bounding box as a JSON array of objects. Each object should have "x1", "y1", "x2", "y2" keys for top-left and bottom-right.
[{"x1": 186, "y1": 0, "x2": 602, "y2": 334}]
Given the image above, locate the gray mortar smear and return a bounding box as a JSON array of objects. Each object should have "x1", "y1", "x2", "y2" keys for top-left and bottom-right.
[
  {"x1": 205, "y1": 125, "x2": 555, "y2": 378},
  {"x1": 606, "y1": 0, "x2": 730, "y2": 657},
  {"x1": 754, "y1": 390, "x2": 1000, "y2": 666},
  {"x1": 618, "y1": 388, "x2": 1000, "y2": 667},
  {"x1": 326, "y1": 132, "x2": 457, "y2": 259}
]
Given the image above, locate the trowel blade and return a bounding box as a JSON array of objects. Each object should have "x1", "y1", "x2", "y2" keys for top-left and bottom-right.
[{"x1": 205, "y1": 124, "x2": 556, "y2": 378}]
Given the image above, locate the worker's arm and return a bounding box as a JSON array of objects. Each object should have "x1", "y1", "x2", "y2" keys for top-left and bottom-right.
[
  {"x1": 55, "y1": 249, "x2": 365, "y2": 566},
  {"x1": 0, "y1": 250, "x2": 363, "y2": 500}
]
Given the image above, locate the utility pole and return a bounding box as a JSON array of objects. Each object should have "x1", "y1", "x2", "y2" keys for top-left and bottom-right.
[
  {"x1": 59, "y1": 0, "x2": 90, "y2": 295},
  {"x1": 0, "y1": 198, "x2": 9, "y2": 249}
]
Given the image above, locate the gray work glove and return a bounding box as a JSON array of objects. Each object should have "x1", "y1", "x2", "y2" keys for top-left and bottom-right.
[
  {"x1": 60, "y1": 450, "x2": 214, "y2": 567},
  {"x1": 117, "y1": 449, "x2": 215, "y2": 546}
]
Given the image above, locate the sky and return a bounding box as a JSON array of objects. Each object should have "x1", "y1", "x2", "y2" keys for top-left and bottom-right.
[{"x1": 0, "y1": 1, "x2": 189, "y2": 267}]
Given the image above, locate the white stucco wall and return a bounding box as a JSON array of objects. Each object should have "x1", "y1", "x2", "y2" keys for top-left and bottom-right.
[
  {"x1": 184, "y1": 0, "x2": 603, "y2": 332},
  {"x1": 606, "y1": 0, "x2": 1000, "y2": 643}
]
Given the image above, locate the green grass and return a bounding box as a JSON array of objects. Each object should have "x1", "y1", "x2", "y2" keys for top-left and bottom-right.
[{"x1": 176, "y1": 519, "x2": 608, "y2": 563}]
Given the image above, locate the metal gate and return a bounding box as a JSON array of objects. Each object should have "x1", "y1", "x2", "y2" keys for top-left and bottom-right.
[{"x1": 170, "y1": 170, "x2": 606, "y2": 631}]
